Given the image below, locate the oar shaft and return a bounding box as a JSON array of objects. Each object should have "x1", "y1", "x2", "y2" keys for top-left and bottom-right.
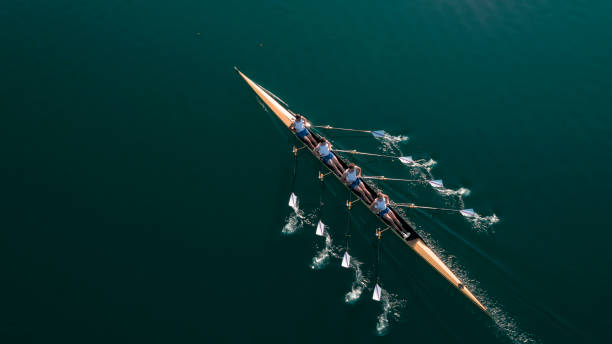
[
  {"x1": 313, "y1": 125, "x2": 372, "y2": 133},
  {"x1": 334, "y1": 149, "x2": 398, "y2": 159},
  {"x1": 393, "y1": 203, "x2": 461, "y2": 212},
  {"x1": 363, "y1": 176, "x2": 424, "y2": 183}
]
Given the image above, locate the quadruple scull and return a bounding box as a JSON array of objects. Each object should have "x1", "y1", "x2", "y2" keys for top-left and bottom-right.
[{"x1": 234, "y1": 67, "x2": 488, "y2": 314}]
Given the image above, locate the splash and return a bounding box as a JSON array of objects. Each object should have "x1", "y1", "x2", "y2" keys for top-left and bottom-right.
[
  {"x1": 344, "y1": 256, "x2": 369, "y2": 304},
  {"x1": 375, "y1": 288, "x2": 406, "y2": 336},
  {"x1": 436, "y1": 186, "x2": 471, "y2": 198},
  {"x1": 376, "y1": 134, "x2": 409, "y2": 154},
  {"x1": 311, "y1": 229, "x2": 334, "y2": 270},
  {"x1": 282, "y1": 194, "x2": 316, "y2": 235},
  {"x1": 414, "y1": 158, "x2": 437, "y2": 173},
  {"x1": 466, "y1": 213, "x2": 500, "y2": 232},
  {"x1": 435, "y1": 186, "x2": 471, "y2": 208},
  {"x1": 282, "y1": 212, "x2": 302, "y2": 235}
]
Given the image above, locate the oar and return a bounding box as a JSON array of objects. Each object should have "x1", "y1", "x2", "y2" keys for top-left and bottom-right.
[
  {"x1": 363, "y1": 176, "x2": 444, "y2": 188},
  {"x1": 393, "y1": 203, "x2": 477, "y2": 217},
  {"x1": 334, "y1": 149, "x2": 417, "y2": 165},
  {"x1": 312, "y1": 125, "x2": 388, "y2": 138}
]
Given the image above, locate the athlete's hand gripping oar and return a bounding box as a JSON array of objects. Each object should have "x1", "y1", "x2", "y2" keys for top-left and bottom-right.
[
  {"x1": 392, "y1": 203, "x2": 477, "y2": 218},
  {"x1": 363, "y1": 176, "x2": 444, "y2": 188},
  {"x1": 311, "y1": 124, "x2": 388, "y2": 138},
  {"x1": 333, "y1": 149, "x2": 419, "y2": 165}
]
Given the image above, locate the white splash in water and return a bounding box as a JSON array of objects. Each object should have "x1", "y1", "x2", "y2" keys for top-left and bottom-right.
[
  {"x1": 311, "y1": 229, "x2": 334, "y2": 269},
  {"x1": 282, "y1": 212, "x2": 302, "y2": 235},
  {"x1": 415, "y1": 158, "x2": 437, "y2": 173},
  {"x1": 436, "y1": 186, "x2": 471, "y2": 198},
  {"x1": 344, "y1": 257, "x2": 369, "y2": 304},
  {"x1": 466, "y1": 213, "x2": 500, "y2": 232},
  {"x1": 282, "y1": 194, "x2": 316, "y2": 235},
  {"x1": 377, "y1": 134, "x2": 409, "y2": 153},
  {"x1": 375, "y1": 288, "x2": 406, "y2": 336},
  {"x1": 435, "y1": 186, "x2": 471, "y2": 208}
]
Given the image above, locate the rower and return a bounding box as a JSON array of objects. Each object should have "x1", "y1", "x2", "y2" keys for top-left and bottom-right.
[
  {"x1": 370, "y1": 192, "x2": 405, "y2": 234},
  {"x1": 342, "y1": 163, "x2": 374, "y2": 204},
  {"x1": 289, "y1": 114, "x2": 317, "y2": 149},
  {"x1": 314, "y1": 138, "x2": 344, "y2": 176}
]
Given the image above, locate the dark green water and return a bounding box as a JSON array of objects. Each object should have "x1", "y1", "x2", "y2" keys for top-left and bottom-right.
[{"x1": 2, "y1": 0, "x2": 611, "y2": 342}]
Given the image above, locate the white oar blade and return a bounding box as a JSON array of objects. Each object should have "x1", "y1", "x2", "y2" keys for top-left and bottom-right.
[
  {"x1": 460, "y1": 208, "x2": 476, "y2": 217},
  {"x1": 372, "y1": 283, "x2": 382, "y2": 301},
  {"x1": 341, "y1": 251, "x2": 351, "y2": 268},
  {"x1": 288, "y1": 193, "x2": 297, "y2": 208},
  {"x1": 371, "y1": 130, "x2": 387, "y2": 138},
  {"x1": 429, "y1": 179, "x2": 444, "y2": 188},
  {"x1": 316, "y1": 220, "x2": 325, "y2": 236},
  {"x1": 398, "y1": 156, "x2": 414, "y2": 165}
]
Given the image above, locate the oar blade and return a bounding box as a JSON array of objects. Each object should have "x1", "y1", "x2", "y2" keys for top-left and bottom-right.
[
  {"x1": 371, "y1": 130, "x2": 387, "y2": 138},
  {"x1": 428, "y1": 179, "x2": 444, "y2": 188},
  {"x1": 460, "y1": 208, "x2": 476, "y2": 217},
  {"x1": 372, "y1": 283, "x2": 382, "y2": 301},
  {"x1": 288, "y1": 192, "x2": 297, "y2": 208},
  {"x1": 399, "y1": 156, "x2": 414, "y2": 165},
  {"x1": 341, "y1": 251, "x2": 351, "y2": 268},
  {"x1": 316, "y1": 220, "x2": 325, "y2": 236}
]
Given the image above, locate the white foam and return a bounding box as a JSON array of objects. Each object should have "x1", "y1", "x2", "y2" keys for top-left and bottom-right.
[
  {"x1": 375, "y1": 288, "x2": 406, "y2": 336},
  {"x1": 344, "y1": 256, "x2": 369, "y2": 304},
  {"x1": 282, "y1": 194, "x2": 316, "y2": 235},
  {"x1": 311, "y1": 229, "x2": 333, "y2": 270},
  {"x1": 376, "y1": 134, "x2": 409, "y2": 154},
  {"x1": 466, "y1": 213, "x2": 500, "y2": 232}
]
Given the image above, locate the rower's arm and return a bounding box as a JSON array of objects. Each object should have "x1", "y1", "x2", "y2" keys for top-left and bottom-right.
[{"x1": 356, "y1": 166, "x2": 362, "y2": 177}]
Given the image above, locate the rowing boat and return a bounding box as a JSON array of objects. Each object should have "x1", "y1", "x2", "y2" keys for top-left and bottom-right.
[{"x1": 234, "y1": 67, "x2": 488, "y2": 314}]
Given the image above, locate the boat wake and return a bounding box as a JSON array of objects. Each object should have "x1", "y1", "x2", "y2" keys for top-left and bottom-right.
[
  {"x1": 432, "y1": 244, "x2": 537, "y2": 343},
  {"x1": 311, "y1": 228, "x2": 336, "y2": 270},
  {"x1": 344, "y1": 256, "x2": 369, "y2": 304},
  {"x1": 488, "y1": 305, "x2": 540, "y2": 344},
  {"x1": 375, "y1": 287, "x2": 406, "y2": 336}
]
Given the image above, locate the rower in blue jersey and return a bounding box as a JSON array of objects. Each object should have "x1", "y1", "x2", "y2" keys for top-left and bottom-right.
[
  {"x1": 289, "y1": 114, "x2": 317, "y2": 149},
  {"x1": 370, "y1": 192, "x2": 405, "y2": 233},
  {"x1": 342, "y1": 163, "x2": 374, "y2": 203},
  {"x1": 314, "y1": 138, "x2": 344, "y2": 176}
]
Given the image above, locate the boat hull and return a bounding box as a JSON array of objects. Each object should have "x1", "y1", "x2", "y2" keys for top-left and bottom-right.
[{"x1": 235, "y1": 67, "x2": 488, "y2": 314}]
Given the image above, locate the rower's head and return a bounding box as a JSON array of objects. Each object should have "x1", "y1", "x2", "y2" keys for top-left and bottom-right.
[
  {"x1": 295, "y1": 114, "x2": 302, "y2": 121},
  {"x1": 377, "y1": 192, "x2": 384, "y2": 198},
  {"x1": 348, "y1": 163, "x2": 356, "y2": 170}
]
